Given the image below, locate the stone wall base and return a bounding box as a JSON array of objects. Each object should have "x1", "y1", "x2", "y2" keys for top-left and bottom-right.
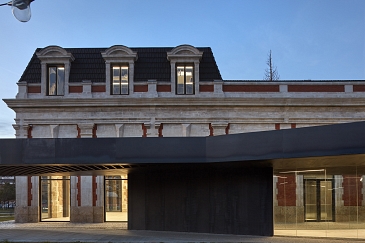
[
  {"x1": 274, "y1": 206, "x2": 304, "y2": 223},
  {"x1": 336, "y1": 206, "x2": 365, "y2": 222},
  {"x1": 70, "y1": 206, "x2": 103, "y2": 223},
  {"x1": 14, "y1": 206, "x2": 39, "y2": 223}
]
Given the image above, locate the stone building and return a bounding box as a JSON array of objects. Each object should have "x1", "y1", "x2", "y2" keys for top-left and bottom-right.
[{"x1": 4, "y1": 44, "x2": 365, "y2": 237}]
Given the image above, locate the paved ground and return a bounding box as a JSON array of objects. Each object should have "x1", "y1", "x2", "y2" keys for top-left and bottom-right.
[{"x1": 1, "y1": 221, "x2": 365, "y2": 243}]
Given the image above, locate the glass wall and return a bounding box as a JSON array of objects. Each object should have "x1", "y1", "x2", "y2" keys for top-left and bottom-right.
[
  {"x1": 274, "y1": 165, "x2": 365, "y2": 239},
  {"x1": 40, "y1": 176, "x2": 70, "y2": 221},
  {"x1": 105, "y1": 175, "x2": 128, "y2": 221}
]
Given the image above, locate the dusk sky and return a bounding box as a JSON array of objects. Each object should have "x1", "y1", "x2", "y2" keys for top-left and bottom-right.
[{"x1": 0, "y1": 0, "x2": 364, "y2": 138}]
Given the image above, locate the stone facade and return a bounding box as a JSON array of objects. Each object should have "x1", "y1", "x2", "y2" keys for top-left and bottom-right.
[{"x1": 5, "y1": 44, "x2": 365, "y2": 223}]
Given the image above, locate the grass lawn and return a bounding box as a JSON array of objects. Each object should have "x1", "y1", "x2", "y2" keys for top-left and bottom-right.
[
  {"x1": 0, "y1": 209, "x2": 14, "y2": 213},
  {"x1": 0, "y1": 217, "x2": 14, "y2": 222},
  {"x1": 0, "y1": 209, "x2": 14, "y2": 221}
]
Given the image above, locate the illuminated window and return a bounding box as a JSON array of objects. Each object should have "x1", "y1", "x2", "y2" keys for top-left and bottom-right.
[
  {"x1": 176, "y1": 65, "x2": 194, "y2": 95},
  {"x1": 112, "y1": 65, "x2": 129, "y2": 95},
  {"x1": 48, "y1": 66, "x2": 65, "y2": 96}
]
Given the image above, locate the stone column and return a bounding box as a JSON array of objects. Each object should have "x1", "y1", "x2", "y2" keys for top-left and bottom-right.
[
  {"x1": 70, "y1": 175, "x2": 103, "y2": 223},
  {"x1": 14, "y1": 176, "x2": 39, "y2": 222}
]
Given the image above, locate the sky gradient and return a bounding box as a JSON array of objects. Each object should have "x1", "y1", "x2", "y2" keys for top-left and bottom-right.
[{"x1": 0, "y1": 0, "x2": 364, "y2": 138}]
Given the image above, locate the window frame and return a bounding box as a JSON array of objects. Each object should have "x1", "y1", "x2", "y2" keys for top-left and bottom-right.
[
  {"x1": 47, "y1": 65, "x2": 65, "y2": 96},
  {"x1": 176, "y1": 63, "x2": 194, "y2": 95},
  {"x1": 111, "y1": 64, "x2": 129, "y2": 95}
]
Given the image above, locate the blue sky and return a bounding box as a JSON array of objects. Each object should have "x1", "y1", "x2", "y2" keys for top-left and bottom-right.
[{"x1": 0, "y1": 0, "x2": 364, "y2": 137}]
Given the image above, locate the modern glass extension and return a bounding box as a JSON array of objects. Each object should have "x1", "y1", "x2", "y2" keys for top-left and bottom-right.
[{"x1": 274, "y1": 165, "x2": 365, "y2": 239}]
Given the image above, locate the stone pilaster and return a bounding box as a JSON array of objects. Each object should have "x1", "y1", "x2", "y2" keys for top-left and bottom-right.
[
  {"x1": 143, "y1": 122, "x2": 159, "y2": 137},
  {"x1": 147, "y1": 80, "x2": 158, "y2": 97},
  {"x1": 213, "y1": 80, "x2": 224, "y2": 97},
  {"x1": 16, "y1": 81, "x2": 28, "y2": 99},
  {"x1": 211, "y1": 122, "x2": 228, "y2": 136},
  {"x1": 12, "y1": 124, "x2": 29, "y2": 138},
  {"x1": 170, "y1": 62, "x2": 176, "y2": 95},
  {"x1": 78, "y1": 123, "x2": 94, "y2": 138},
  {"x1": 129, "y1": 62, "x2": 135, "y2": 95},
  {"x1": 182, "y1": 124, "x2": 191, "y2": 137},
  {"x1": 115, "y1": 124, "x2": 124, "y2": 137},
  {"x1": 82, "y1": 80, "x2": 92, "y2": 98}
]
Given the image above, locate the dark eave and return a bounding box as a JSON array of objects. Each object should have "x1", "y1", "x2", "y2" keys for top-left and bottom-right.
[{"x1": 0, "y1": 122, "x2": 364, "y2": 176}]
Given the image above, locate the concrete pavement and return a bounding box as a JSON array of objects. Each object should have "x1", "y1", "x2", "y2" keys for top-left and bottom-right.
[{"x1": 0, "y1": 220, "x2": 364, "y2": 243}]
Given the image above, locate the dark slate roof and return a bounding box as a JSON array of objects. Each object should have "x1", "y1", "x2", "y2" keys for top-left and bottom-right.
[
  {"x1": 223, "y1": 80, "x2": 365, "y2": 82},
  {"x1": 20, "y1": 47, "x2": 222, "y2": 83}
]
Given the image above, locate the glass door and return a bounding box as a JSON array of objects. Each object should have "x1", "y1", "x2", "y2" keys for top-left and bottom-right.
[
  {"x1": 320, "y1": 181, "x2": 333, "y2": 221},
  {"x1": 305, "y1": 180, "x2": 317, "y2": 221},
  {"x1": 304, "y1": 179, "x2": 334, "y2": 221},
  {"x1": 105, "y1": 175, "x2": 128, "y2": 221}
]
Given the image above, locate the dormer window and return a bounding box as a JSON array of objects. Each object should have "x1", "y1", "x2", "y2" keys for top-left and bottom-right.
[
  {"x1": 177, "y1": 64, "x2": 194, "y2": 95},
  {"x1": 101, "y1": 45, "x2": 138, "y2": 96},
  {"x1": 48, "y1": 66, "x2": 65, "y2": 96},
  {"x1": 36, "y1": 46, "x2": 74, "y2": 97},
  {"x1": 112, "y1": 65, "x2": 129, "y2": 95},
  {"x1": 167, "y1": 45, "x2": 203, "y2": 96}
]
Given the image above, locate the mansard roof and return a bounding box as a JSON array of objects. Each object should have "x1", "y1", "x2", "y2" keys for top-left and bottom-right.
[{"x1": 19, "y1": 47, "x2": 222, "y2": 83}]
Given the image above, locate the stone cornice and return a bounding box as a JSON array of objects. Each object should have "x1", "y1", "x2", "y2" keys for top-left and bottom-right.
[{"x1": 4, "y1": 97, "x2": 365, "y2": 109}]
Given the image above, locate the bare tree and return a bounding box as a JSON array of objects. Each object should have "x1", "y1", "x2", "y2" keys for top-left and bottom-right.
[{"x1": 264, "y1": 50, "x2": 280, "y2": 81}]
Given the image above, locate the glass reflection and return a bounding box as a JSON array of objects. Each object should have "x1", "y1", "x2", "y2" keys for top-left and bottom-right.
[
  {"x1": 112, "y1": 66, "x2": 128, "y2": 95},
  {"x1": 274, "y1": 167, "x2": 365, "y2": 239},
  {"x1": 40, "y1": 176, "x2": 70, "y2": 221},
  {"x1": 48, "y1": 67, "x2": 57, "y2": 95},
  {"x1": 105, "y1": 175, "x2": 128, "y2": 221}
]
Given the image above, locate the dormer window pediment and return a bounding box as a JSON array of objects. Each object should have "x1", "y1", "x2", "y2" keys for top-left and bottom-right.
[
  {"x1": 167, "y1": 44, "x2": 203, "y2": 60},
  {"x1": 36, "y1": 46, "x2": 74, "y2": 62},
  {"x1": 101, "y1": 45, "x2": 138, "y2": 61}
]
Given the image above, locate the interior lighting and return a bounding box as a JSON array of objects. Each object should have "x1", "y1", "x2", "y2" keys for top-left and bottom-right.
[
  {"x1": 0, "y1": 0, "x2": 34, "y2": 22},
  {"x1": 279, "y1": 169, "x2": 325, "y2": 174}
]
